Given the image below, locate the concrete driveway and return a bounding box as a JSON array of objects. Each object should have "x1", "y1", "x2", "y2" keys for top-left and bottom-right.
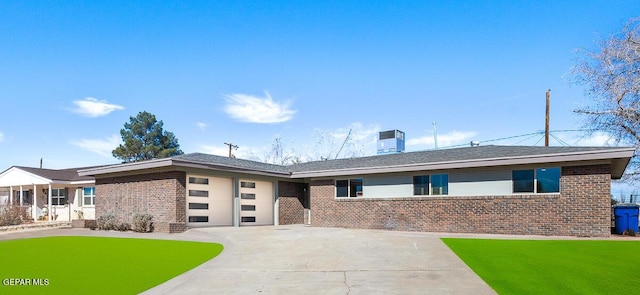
[
  {"x1": 0, "y1": 225, "x2": 496, "y2": 294},
  {"x1": 145, "y1": 225, "x2": 496, "y2": 295}
]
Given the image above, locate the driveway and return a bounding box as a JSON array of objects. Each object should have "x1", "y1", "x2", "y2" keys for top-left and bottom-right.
[
  {"x1": 0, "y1": 225, "x2": 496, "y2": 294},
  {"x1": 145, "y1": 225, "x2": 496, "y2": 295}
]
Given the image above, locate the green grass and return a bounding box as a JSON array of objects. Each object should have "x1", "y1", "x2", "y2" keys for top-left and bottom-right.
[
  {"x1": 0, "y1": 236, "x2": 223, "y2": 295},
  {"x1": 442, "y1": 238, "x2": 640, "y2": 295}
]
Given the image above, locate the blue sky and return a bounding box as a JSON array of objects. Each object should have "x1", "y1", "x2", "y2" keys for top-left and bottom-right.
[{"x1": 0, "y1": 1, "x2": 638, "y2": 177}]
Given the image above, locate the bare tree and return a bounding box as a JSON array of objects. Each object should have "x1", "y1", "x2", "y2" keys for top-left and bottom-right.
[
  {"x1": 572, "y1": 18, "x2": 640, "y2": 181},
  {"x1": 264, "y1": 135, "x2": 301, "y2": 165}
]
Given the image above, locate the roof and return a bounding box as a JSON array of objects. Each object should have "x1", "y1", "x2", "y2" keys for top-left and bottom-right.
[
  {"x1": 13, "y1": 166, "x2": 95, "y2": 182},
  {"x1": 0, "y1": 165, "x2": 100, "y2": 187},
  {"x1": 78, "y1": 145, "x2": 636, "y2": 179},
  {"x1": 287, "y1": 145, "x2": 635, "y2": 178}
]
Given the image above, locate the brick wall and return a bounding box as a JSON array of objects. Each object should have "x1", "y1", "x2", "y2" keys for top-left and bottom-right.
[
  {"x1": 309, "y1": 164, "x2": 612, "y2": 237},
  {"x1": 96, "y1": 171, "x2": 187, "y2": 233},
  {"x1": 278, "y1": 181, "x2": 307, "y2": 225}
]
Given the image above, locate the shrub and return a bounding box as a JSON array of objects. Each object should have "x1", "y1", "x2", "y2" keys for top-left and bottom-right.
[
  {"x1": 132, "y1": 214, "x2": 154, "y2": 233},
  {"x1": 0, "y1": 204, "x2": 30, "y2": 226},
  {"x1": 96, "y1": 214, "x2": 118, "y2": 231},
  {"x1": 117, "y1": 223, "x2": 131, "y2": 232}
]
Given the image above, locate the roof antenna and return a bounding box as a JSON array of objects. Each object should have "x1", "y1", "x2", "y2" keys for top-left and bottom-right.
[
  {"x1": 432, "y1": 122, "x2": 438, "y2": 150},
  {"x1": 40, "y1": 158, "x2": 43, "y2": 169},
  {"x1": 545, "y1": 89, "x2": 551, "y2": 146}
]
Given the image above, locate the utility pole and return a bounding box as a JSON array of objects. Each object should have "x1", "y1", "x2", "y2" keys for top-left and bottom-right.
[
  {"x1": 224, "y1": 142, "x2": 238, "y2": 158},
  {"x1": 545, "y1": 89, "x2": 551, "y2": 147}
]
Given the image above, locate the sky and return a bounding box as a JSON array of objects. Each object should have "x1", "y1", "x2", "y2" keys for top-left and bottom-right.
[{"x1": 0, "y1": 1, "x2": 638, "y2": 189}]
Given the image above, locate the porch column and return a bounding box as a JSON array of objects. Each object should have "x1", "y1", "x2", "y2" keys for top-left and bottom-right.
[
  {"x1": 273, "y1": 181, "x2": 279, "y2": 226},
  {"x1": 19, "y1": 185, "x2": 23, "y2": 206},
  {"x1": 48, "y1": 184, "x2": 52, "y2": 221},
  {"x1": 32, "y1": 184, "x2": 37, "y2": 222},
  {"x1": 9, "y1": 186, "x2": 12, "y2": 206}
]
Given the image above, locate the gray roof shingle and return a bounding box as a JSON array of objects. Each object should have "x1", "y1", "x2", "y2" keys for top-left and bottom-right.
[
  {"x1": 173, "y1": 153, "x2": 290, "y2": 174},
  {"x1": 14, "y1": 166, "x2": 97, "y2": 182},
  {"x1": 285, "y1": 145, "x2": 625, "y2": 173}
]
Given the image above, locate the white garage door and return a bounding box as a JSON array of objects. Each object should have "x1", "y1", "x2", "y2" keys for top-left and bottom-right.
[
  {"x1": 239, "y1": 180, "x2": 273, "y2": 226},
  {"x1": 186, "y1": 175, "x2": 233, "y2": 226}
]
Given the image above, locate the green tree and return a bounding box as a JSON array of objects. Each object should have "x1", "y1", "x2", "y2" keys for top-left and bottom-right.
[{"x1": 112, "y1": 111, "x2": 183, "y2": 162}]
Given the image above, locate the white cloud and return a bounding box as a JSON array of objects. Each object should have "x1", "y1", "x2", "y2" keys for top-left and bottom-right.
[
  {"x1": 196, "y1": 122, "x2": 207, "y2": 130},
  {"x1": 406, "y1": 131, "x2": 478, "y2": 148},
  {"x1": 223, "y1": 92, "x2": 296, "y2": 123},
  {"x1": 0, "y1": 131, "x2": 3, "y2": 142},
  {"x1": 71, "y1": 135, "x2": 121, "y2": 157},
  {"x1": 71, "y1": 97, "x2": 124, "y2": 117}
]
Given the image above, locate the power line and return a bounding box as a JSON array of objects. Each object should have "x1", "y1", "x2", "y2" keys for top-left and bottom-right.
[{"x1": 441, "y1": 129, "x2": 593, "y2": 149}]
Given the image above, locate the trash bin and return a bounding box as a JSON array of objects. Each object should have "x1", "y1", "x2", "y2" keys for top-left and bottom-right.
[{"x1": 613, "y1": 204, "x2": 640, "y2": 235}]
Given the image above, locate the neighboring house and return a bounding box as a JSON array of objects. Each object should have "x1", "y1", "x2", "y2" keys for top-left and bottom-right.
[
  {"x1": 78, "y1": 145, "x2": 635, "y2": 237},
  {"x1": 0, "y1": 166, "x2": 97, "y2": 221}
]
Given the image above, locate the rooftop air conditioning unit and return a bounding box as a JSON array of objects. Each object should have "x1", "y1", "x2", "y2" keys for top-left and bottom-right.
[{"x1": 377, "y1": 130, "x2": 405, "y2": 155}]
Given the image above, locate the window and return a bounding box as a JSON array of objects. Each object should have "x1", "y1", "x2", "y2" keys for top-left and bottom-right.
[
  {"x1": 241, "y1": 181, "x2": 256, "y2": 188},
  {"x1": 51, "y1": 188, "x2": 67, "y2": 206},
  {"x1": 83, "y1": 187, "x2": 95, "y2": 206},
  {"x1": 536, "y1": 168, "x2": 561, "y2": 193},
  {"x1": 189, "y1": 190, "x2": 209, "y2": 197},
  {"x1": 513, "y1": 168, "x2": 560, "y2": 193},
  {"x1": 241, "y1": 193, "x2": 256, "y2": 200},
  {"x1": 189, "y1": 216, "x2": 209, "y2": 222},
  {"x1": 241, "y1": 205, "x2": 256, "y2": 211},
  {"x1": 188, "y1": 203, "x2": 209, "y2": 210},
  {"x1": 336, "y1": 180, "x2": 349, "y2": 198},
  {"x1": 513, "y1": 170, "x2": 534, "y2": 193},
  {"x1": 413, "y1": 175, "x2": 429, "y2": 195},
  {"x1": 335, "y1": 179, "x2": 363, "y2": 198},
  {"x1": 189, "y1": 177, "x2": 209, "y2": 185},
  {"x1": 431, "y1": 174, "x2": 448, "y2": 195},
  {"x1": 241, "y1": 216, "x2": 256, "y2": 222}
]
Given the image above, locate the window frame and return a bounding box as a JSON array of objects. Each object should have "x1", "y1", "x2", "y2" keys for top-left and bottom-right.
[
  {"x1": 335, "y1": 178, "x2": 364, "y2": 198},
  {"x1": 413, "y1": 174, "x2": 448, "y2": 196},
  {"x1": 51, "y1": 188, "x2": 67, "y2": 206},
  {"x1": 512, "y1": 167, "x2": 561, "y2": 194},
  {"x1": 83, "y1": 187, "x2": 96, "y2": 206},
  {"x1": 413, "y1": 175, "x2": 429, "y2": 196},
  {"x1": 431, "y1": 174, "x2": 449, "y2": 196}
]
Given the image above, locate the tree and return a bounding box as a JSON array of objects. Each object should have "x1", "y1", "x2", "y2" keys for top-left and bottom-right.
[
  {"x1": 572, "y1": 18, "x2": 640, "y2": 180},
  {"x1": 112, "y1": 111, "x2": 183, "y2": 163}
]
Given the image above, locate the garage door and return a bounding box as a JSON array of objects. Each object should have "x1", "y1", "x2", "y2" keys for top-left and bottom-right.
[
  {"x1": 186, "y1": 175, "x2": 233, "y2": 226},
  {"x1": 239, "y1": 180, "x2": 273, "y2": 226}
]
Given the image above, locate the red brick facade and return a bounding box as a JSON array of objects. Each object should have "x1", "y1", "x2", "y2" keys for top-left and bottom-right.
[
  {"x1": 277, "y1": 181, "x2": 307, "y2": 225},
  {"x1": 309, "y1": 165, "x2": 612, "y2": 237},
  {"x1": 96, "y1": 171, "x2": 187, "y2": 233}
]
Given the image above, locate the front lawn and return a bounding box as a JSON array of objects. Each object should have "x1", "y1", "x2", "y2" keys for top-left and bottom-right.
[
  {"x1": 0, "y1": 236, "x2": 223, "y2": 294},
  {"x1": 442, "y1": 238, "x2": 640, "y2": 295}
]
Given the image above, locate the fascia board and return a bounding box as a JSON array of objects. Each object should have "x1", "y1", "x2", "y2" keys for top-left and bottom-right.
[
  {"x1": 290, "y1": 148, "x2": 636, "y2": 178},
  {"x1": 78, "y1": 158, "x2": 173, "y2": 176},
  {"x1": 78, "y1": 158, "x2": 291, "y2": 179},
  {"x1": 172, "y1": 160, "x2": 291, "y2": 178}
]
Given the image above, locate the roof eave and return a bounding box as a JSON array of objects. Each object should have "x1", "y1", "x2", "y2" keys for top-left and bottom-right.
[
  {"x1": 78, "y1": 158, "x2": 174, "y2": 176},
  {"x1": 78, "y1": 158, "x2": 291, "y2": 178}
]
